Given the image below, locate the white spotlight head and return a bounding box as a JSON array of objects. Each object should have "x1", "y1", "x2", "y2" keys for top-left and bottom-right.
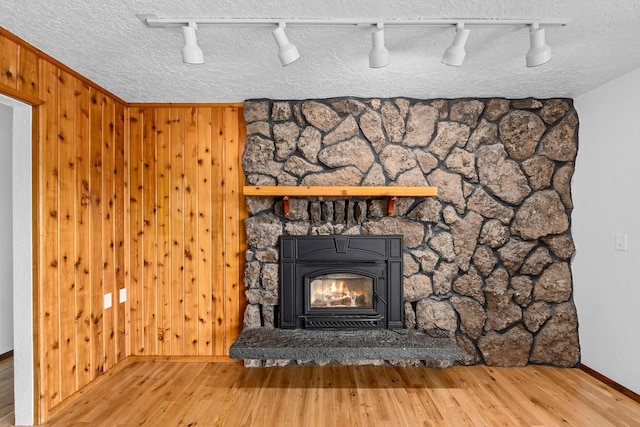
[
  {"x1": 369, "y1": 23, "x2": 389, "y2": 68},
  {"x1": 442, "y1": 23, "x2": 470, "y2": 67},
  {"x1": 181, "y1": 22, "x2": 204, "y2": 64},
  {"x1": 526, "y1": 23, "x2": 551, "y2": 67},
  {"x1": 273, "y1": 23, "x2": 300, "y2": 66}
]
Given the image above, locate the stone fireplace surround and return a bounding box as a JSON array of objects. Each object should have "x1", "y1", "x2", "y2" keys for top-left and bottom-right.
[{"x1": 240, "y1": 96, "x2": 580, "y2": 368}]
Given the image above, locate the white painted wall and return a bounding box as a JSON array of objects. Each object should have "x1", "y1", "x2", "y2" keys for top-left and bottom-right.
[
  {"x1": 0, "y1": 103, "x2": 13, "y2": 355},
  {"x1": 573, "y1": 66, "x2": 640, "y2": 395}
]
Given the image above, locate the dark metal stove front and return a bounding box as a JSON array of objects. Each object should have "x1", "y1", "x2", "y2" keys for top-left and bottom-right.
[{"x1": 280, "y1": 235, "x2": 403, "y2": 329}]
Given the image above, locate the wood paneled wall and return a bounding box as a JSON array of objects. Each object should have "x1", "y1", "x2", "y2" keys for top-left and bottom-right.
[
  {"x1": 1, "y1": 29, "x2": 129, "y2": 419},
  {"x1": 1, "y1": 27, "x2": 247, "y2": 423},
  {"x1": 127, "y1": 105, "x2": 246, "y2": 358}
]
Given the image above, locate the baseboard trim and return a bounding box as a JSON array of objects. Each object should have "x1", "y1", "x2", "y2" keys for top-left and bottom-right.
[
  {"x1": 127, "y1": 355, "x2": 240, "y2": 363},
  {"x1": 0, "y1": 350, "x2": 13, "y2": 361},
  {"x1": 580, "y1": 363, "x2": 640, "y2": 403}
]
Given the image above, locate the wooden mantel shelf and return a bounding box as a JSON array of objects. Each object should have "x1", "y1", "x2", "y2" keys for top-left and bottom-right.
[
  {"x1": 243, "y1": 186, "x2": 438, "y2": 216},
  {"x1": 243, "y1": 185, "x2": 437, "y2": 197}
]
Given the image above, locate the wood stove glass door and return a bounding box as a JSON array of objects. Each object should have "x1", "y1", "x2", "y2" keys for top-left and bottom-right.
[{"x1": 308, "y1": 272, "x2": 374, "y2": 309}]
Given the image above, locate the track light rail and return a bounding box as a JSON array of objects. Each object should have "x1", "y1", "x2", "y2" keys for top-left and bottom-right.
[
  {"x1": 139, "y1": 15, "x2": 569, "y2": 28},
  {"x1": 138, "y1": 14, "x2": 567, "y2": 68}
]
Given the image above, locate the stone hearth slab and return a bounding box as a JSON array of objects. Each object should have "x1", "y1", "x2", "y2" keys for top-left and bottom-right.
[{"x1": 229, "y1": 328, "x2": 462, "y2": 361}]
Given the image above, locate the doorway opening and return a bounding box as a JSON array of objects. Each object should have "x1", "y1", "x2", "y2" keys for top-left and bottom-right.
[{"x1": 0, "y1": 94, "x2": 34, "y2": 426}]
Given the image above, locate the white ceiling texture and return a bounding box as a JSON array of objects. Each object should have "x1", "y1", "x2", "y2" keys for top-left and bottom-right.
[{"x1": 1, "y1": 1, "x2": 640, "y2": 103}]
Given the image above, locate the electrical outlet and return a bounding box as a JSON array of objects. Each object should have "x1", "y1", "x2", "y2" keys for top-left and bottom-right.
[
  {"x1": 615, "y1": 234, "x2": 628, "y2": 251},
  {"x1": 104, "y1": 292, "x2": 112, "y2": 309},
  {"x1": 119, "y1": 288, "x2": 127, "y2": 303}
]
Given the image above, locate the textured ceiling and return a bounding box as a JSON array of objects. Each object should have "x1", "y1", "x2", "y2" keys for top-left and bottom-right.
[{"x1": 1, "y1": 1, "x2": 640, "y2": 103}]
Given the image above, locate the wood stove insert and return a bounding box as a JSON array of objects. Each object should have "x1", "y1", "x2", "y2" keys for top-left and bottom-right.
[{"x1": 280, "y1": 235, "x2": 403, "y2": 329}]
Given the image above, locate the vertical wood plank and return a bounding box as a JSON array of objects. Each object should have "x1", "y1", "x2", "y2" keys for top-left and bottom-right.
[
  {"x1": 17, "y1": 45, "x2": 39, "y2": 99},
  {"x1": 142, "y1": 108, "x2": 158, "y2": 356},
  {"x1": 128, "y1": 108, "x2": 144, "y2": 355},
  {"x1": 183, "y1": 108, "x2": 199, "y2": 355},
  {"x1": 57, "y1": 70, "x2": 78, "y2": 399},
  {"x1": 39, "y1": 60, "x2": 60, "y2": 413},
  {"x1": 196, "y1": 108, "x2": 213, "y2": 355},
  {"x1": 114, "y1": 101, "x2": 127, "y2": 361},
  {"x1": 102, "y1": 95, "x2": 116, "y2": 370},
  {"x1": 210, "y1": 108, "x2": 226, "y2": 356},
  {"x1": 0, "y1": 36, "x2": 17, "y2": 88},
  {"x1": 237, "y1": 107, "x2": 248, "y2": 343},
  {"x1": 74, "y1": 81, "x2": 92, "y2": 387},
  {"x1": 169, "y1": 108, "x2": 185, "y2": 355},
  {"x1": 31, "y1": 103, "x2": 42, "y2": 426},
  {"x1": 156, "y1": 108, "x2": 172, "y2": 355},
  {"x1": 89, "y1": 89, "x2": 104, "y2": 375},
  {"x1": 222, "y1": 107, "x2": 244, "y2": 355},
  {"x1": 122, "y1": 105, "x2": 131, "y2": 358}
]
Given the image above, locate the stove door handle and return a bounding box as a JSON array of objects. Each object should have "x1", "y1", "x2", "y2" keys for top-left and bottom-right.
[{"x1": 375, "y1": 291, "x2": 387, "y2": 305}]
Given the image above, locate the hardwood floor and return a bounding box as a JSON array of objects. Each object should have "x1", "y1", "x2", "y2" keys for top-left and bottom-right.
[
  {"x1": 3, "y1": 357, "x2": 640, "y2": 426},
  {"x1": 0, "y1": 357, "x2": 13, "y2": 427}
]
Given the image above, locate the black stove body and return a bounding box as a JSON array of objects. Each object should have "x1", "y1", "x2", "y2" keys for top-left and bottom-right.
[{"x1": 279, "y1": 235, "x2": 403, "y2": 330}]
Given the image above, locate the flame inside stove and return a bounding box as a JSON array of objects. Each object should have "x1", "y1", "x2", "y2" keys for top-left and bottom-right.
[{"x1": 309, "y1": 274, "x2": 373, "y2": 308}]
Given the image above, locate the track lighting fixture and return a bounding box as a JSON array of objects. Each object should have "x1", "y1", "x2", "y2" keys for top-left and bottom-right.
[
  {"x1": 139, "y1": 15, "x2": 567, "y2": 69},
  {"x1": 369, "y1": 23, "x2": 389, "y2": 68},
  {"x1": 526, "y1": 23, "x2": 552, "y2": 67},
  {"x1": 273, "y1": 23, "x2": 300, "y2": 66},
  {"x1": 181, "y1": 22, "x2": 204, "y2": 64},
  {"x1": 442, "y1": 22, "x2": 470, "y2": 67}
]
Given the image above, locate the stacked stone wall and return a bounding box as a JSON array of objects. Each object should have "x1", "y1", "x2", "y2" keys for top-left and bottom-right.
[{"x1": 241, "y1": 97, "x2": 580, "y2": 367}]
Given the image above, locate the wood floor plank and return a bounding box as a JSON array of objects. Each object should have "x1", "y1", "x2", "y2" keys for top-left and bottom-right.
[
  {"x1": 1, "y1": 359, "x2": 633, "y2": 427},
  {"x1": 253, "y1": 366, "x2": 284, "y2": 425},
  {"x1": 292, "y1": 366, "x2": 317, "y2": 426},
  {"x1": 398, "y1": 368, "x2": 448, "y2": 425},
  {"x1": 483, "y1": 367, "x2": 555, "y2": 425},
  {"x1": 235, "y1": 366, "x2": 274, "y2": 426},
  {"x1": 0, "y1": 358, "x2": 13, "y2": 426},
  {"x1": 275, "y1": 366, "x2": 306, "y2": 426},
  {"x1": 354, "y1": 366, "x2": 394, "y2": 425},
  {"x1": 524, "y1": 366, "x2": 634, "y2": 426},
  {"x1": 328, "y1": 366, "x2": 351, "y2": 426},
  {"x1": 465, "y1": 367, "x2": 551, "y2": 425},
  {"x1": 381, "y1": 367, "x2": 420, "y2": 426}
]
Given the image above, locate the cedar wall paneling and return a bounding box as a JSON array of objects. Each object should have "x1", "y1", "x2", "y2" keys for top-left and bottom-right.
[
  {"x1": 127, "y1": 106, "x2": 246, "y2": 358},
  {"x1": 40, "y1": 68, "x2": 129, "y2": 415},
  {"x1": 1, "y1": 27, "x2": 247, "y2": 422},
  {"x1": 0, "y1": 29, "x2": 129, "y2": 420}
]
